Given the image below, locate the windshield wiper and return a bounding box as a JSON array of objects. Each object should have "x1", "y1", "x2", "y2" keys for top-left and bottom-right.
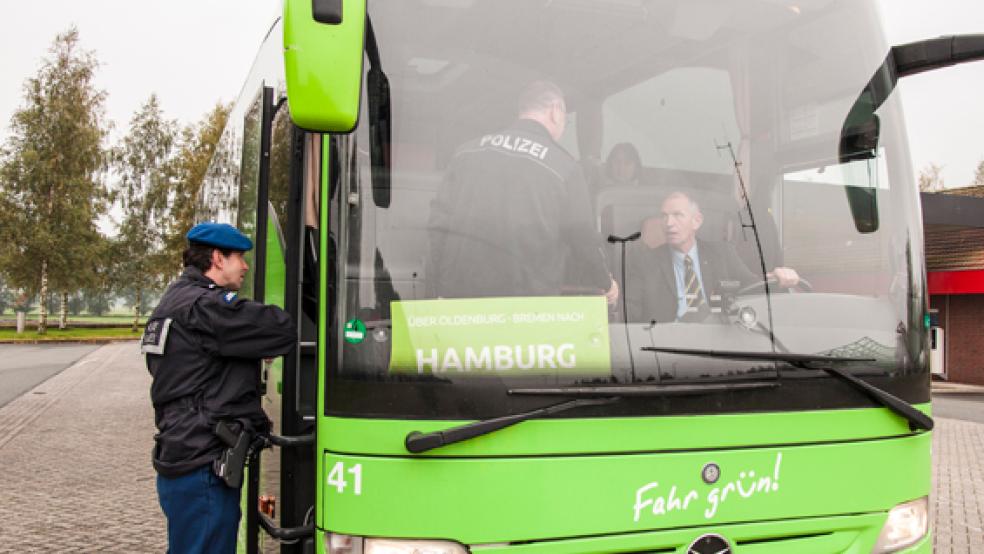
[
  {"x1": 642, "y1": 346, "x2": 933, "y2": 431},
  {"x1": 405, "y1": 397, "x2": 619, "y2": 453},
  {"x1": 508, "y1": 381, "x2": 779, "y2": 397},
  {"x1": 405, "y1": 379, "x2": 782, "y2": 453}
]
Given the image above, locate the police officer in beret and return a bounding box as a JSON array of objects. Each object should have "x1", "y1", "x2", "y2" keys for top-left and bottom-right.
[{"x1": 144, "y1": 222, "x2": 295, "y2": 553}]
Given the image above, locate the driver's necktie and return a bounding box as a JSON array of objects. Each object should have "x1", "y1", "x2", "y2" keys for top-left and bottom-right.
[{"x1": 681, "y1": 255, "x2": 710, "y2": 322}]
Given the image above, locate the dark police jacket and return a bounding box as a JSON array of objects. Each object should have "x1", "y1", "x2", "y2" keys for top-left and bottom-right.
[
  {"x1": 426, "y1": 119, "x2": 611, "y2": 299},
  {"x1": 143, "y1": 267, "x2": 295, "y2": 477},
  {"x1": 624, "y1": 240, "x2": 760, "y2": 324}
]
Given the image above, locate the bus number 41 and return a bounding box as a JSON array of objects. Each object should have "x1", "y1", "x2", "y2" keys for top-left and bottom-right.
[{"x1": 327, "y1": 462, "x2": 363, "y2": 495}]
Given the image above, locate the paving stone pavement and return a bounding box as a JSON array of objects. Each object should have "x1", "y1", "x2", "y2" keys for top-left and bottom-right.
[
  {"x1": 0, "y1": 342, "x2": 165, "y2": 553},
  {"x1": 932, "y1": 417, "x2": 984, "y2": 551},
  {"x1": 0, "y1": 342, "x2": 980, "y2": 552}
]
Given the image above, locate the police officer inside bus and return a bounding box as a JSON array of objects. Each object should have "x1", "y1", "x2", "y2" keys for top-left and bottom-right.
[
  {"x1": 427, "y1": 80, "x2": 618, "y2": 303},
  {"x1": 144, "y1": 222, "x2": 295, "y2": 554}
]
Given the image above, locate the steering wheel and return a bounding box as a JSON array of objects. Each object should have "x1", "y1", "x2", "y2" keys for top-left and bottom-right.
[{"x1": 735, "y1": 277, "x2": 814, "y2": 296}]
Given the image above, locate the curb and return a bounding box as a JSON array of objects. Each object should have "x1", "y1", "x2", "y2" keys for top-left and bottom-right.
[
  {"x1": 932, "y1": 383, "x2": 984, "y2": 394},
  {"x1": 0, "y1": 337, "x2": 140, "y2": 345}
]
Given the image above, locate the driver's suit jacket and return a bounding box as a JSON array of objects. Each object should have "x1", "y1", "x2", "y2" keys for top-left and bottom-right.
[{"x1": 625, "y1": 240, "x2": 760, "y2": 323}]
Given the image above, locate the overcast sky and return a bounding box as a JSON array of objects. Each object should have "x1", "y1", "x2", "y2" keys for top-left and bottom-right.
[
  {"x1": 1, "y1": 0, "x2": 983, "y2": 187},
  {"x1": 0, "y1": 0, "x2": 277, "y2": 140}
]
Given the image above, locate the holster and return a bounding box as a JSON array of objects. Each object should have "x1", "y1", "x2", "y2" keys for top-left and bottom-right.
[{"x1": 212, "y1": 420, "x2": 253, "y2": 488}]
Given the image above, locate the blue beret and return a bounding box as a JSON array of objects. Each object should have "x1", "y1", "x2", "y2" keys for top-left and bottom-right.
[{"x1": 186, "y1": 222, "x2": 253, "y2": 251}]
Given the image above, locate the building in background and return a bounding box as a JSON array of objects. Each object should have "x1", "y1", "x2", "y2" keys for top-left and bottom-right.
[{"x1": 922, "y1": 186, "x2": 984, "y2": 385}]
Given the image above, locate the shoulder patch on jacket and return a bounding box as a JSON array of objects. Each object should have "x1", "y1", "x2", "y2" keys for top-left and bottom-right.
[{"x1": 141, "y1": 318, "x2": 173, "y2": 355}]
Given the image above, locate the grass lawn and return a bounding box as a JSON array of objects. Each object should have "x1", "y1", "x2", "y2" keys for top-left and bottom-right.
[
  {"x1": 56, "y1": 314, "x2": 137, "y2": 324},
  {"x1": 0, "y1": 326, "x2": 143, "y2": 342},
  {"x1": 0, "y1": 313, "x2": 138, "y2": 324}
]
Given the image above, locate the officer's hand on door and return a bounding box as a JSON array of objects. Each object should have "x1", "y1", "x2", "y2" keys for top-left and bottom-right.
[{"x1": 605, "y1": 278, "x2": 619, "y2": 305}]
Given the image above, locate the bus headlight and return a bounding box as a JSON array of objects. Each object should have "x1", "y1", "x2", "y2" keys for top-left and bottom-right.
[
  {"x1": 871, "y1": 497, "x2": 929, "y2": 553},
  {"x1": 326, "y1": 533, "x2": 469, "y2": 554}
]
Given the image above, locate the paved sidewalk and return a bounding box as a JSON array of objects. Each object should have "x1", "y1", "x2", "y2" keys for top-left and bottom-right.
[
  {"x1": 933, "y1": 380, "x2": 984, "y2": 394},
  {"x1": 933, "y1": 418, "x2": 984, "y2": 551},
  {"x1": 0, "y1": 342, "x2": 165, "y2": 553},
  {"x1": 0, "y1": 342, "x2": 980, "y2": 551}
]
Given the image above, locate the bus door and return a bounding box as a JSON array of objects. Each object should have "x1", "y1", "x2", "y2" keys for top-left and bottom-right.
[{"x1": 237, "y1": 83, "x2": 320, "y2": 554}]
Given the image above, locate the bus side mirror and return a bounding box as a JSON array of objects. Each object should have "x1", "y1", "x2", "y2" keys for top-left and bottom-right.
[
  {"x1": 840, "y1": 115, "x2": 880, "y2": 163},
  {"x1": 283, "y1": 0, "x2": 366, "y2": 132},
  {"x1": 368, "y1": 67, "x2": 392, "y2": 208},
  {"x1": 840, "y1": 114, "x2": 880, "y2": 234},
  {"x1": 838, "y1": 34, "x2": 984, "y2": 234}
]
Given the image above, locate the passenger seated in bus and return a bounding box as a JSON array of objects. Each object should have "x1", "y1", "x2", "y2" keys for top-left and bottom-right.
[
  {"x1": 603, "y1": 142, "x2": 642, "y2": 188},
  {"x1": 426, "y1": 80, "x2": 618, "y2": 303},
  {"x1": 625, "y1": 191, "x2": 799, "y2": 323},
  {"x1": 622, "y1": 214, "x2": 665, "y2": 288},
  {"x1": 620, "y1": 215, "x2": 664, "y2": 317},
  {"x1": 639, "y1": 215, "x2": 665, "y2": 249}
]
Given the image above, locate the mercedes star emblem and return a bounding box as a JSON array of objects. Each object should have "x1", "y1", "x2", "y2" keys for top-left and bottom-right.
[
  {"x1": 687, "y1": 533, "x2": 732, "y2": 554},
  {"x1": 701, "y1": 462, "x2": 721, "y2": 484}
]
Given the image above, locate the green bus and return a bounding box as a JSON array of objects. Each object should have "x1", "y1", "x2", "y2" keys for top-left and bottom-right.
[{"x1": 198, "y1": 1, "x2": 984, "y2": 552}]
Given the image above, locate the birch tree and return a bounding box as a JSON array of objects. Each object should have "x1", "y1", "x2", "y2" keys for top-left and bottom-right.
[
  {"x1": 164, "y1": 102, "x2": 231, "y2": 267},
  {"x1": 0, "y1": 28, "x2": 108, "y2": 334},
  {"x1": 112, "y1": 94, "x2": 177, "y2": 331}
]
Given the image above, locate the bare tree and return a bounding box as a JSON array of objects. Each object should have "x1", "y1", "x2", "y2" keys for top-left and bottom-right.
[{"x1": 918, "y1": 163, "x2": 945, "y2": 193}]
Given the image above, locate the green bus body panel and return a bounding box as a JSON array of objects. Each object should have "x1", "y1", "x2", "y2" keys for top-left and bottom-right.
[
  {"x1": 465, "y1": 520, "x2": 931, "y2": 554},
  {"x1": 320, "y1": 433, "x2": 930, "y2": 545},
  {"x1": 265, "y1": 212, "x2": 287, "y2": 309},
  {"x1": 263, "y1": 210, "x2": 287, "y2": 414},
  {"x1": 283, "y1": 0, "x2": 366, "y2": 132},
  {"x1": 315, "y1": 516, "x2": 930, "y2": 554},
  {"x1": 319, "y1": 404, "x2": 929, "y2": 457},
  {"x1": 265, "y1": 213, "x2": 287, "y2": 391}
]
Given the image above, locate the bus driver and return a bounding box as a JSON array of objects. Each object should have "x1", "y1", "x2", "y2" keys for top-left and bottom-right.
[{"x1": 625, "y1": 191, "x2": 799, "y2": 323}]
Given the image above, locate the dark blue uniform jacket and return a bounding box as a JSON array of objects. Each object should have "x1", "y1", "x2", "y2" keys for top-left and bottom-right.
[
  {"x1": 426, "y1": 119, "x2": 611, "y2": 299},
  {"x1": 144, "y1": 267, "x2": 295, "y2": 477}
]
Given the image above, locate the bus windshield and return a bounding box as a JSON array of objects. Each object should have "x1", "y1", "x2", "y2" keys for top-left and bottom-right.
[{"x1": 326, "y1": 0, "x2": 928, "y2": 419}]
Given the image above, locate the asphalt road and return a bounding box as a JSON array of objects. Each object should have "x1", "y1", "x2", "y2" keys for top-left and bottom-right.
[
  {"x1": 932, "y1": 391, "x2": 984, "y2": 424},
  {"x1": 0, "y1": 343, "x2": 100, "y2": 408}
]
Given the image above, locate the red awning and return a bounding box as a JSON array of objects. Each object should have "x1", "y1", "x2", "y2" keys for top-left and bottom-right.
[{"x1": 928, "y1": 270, "x2": 984, "y2": 295}]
